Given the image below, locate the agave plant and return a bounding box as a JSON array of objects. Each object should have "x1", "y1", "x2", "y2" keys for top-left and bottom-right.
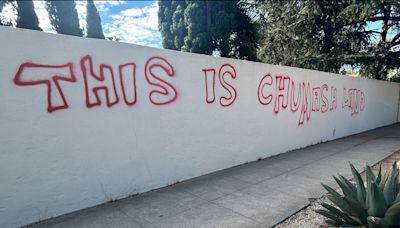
[{"x1": 316, "y1": 162, "x2": 400, "y2": 227}]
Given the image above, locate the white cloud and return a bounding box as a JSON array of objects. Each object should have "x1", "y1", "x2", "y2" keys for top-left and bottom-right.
[
  {"x1": 94, "y1": 0, "x2": 126, "y2": 12},
  {"x1": 99, "y1": 0, "x2": 126, "y2": 6},
  {"x1": 119, "y1": 8, "x2": 143, "y2": 17},
  {"x1": 33, "y1": 1, "x2": 55, "y2": 33},
  {"x1": 108, "y1": 0, "x2": 126, "y2": 6},
  {"x1": 75, "y1": 0, "x2": 87, "y2": 35},
  {"x1": 0, "y1": 2, "x2": 17, "y2": 26},
  {"x1": 33, "y1": 1, "x2": 88, "y2": 35},
  {"x1": 103, "y1": 1, "x2": 161, "y2": 48},
  {"x1": 94, "y1": 3, "x2": 109, "y2": 12}
]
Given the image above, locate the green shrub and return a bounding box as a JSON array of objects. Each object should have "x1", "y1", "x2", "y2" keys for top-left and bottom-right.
[{"x1": 316, "y1": 162, "x2": 400, "y2": 227}]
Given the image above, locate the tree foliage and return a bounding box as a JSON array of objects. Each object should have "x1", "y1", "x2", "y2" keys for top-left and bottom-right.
[
  {"x1": 45, "y1": 0, "x2": 82, "y2": 37},
  {"x1": 245, "y1": 0, "x2": 400, "y2": 80},
  {"x1": 86, "y1": 0, "x2": 104, "y2": 39},
  {"x1": 158, "y1": 0, "x2": 258, "y2": 61},
  {"x1": 16, "y1": 0, "x2": 41, "y2": 31}
]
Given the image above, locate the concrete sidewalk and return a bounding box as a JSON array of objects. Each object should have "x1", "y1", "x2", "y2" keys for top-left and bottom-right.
[{"x1": 30, "y1": 124, "x2": 400, "y2": 228}]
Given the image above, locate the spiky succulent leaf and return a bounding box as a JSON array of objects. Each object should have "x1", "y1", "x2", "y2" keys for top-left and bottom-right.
[
  {"x1": 379, "y1": 169, "x2": 389, "y2": 192},
  {"x1": 350, "y1": 164, "x2": 366, "y2": 208},
  {"x1": 326, "y1": 194, "x2": 355, "y2": 217},
  {"x1": 366, "y1": 165, "x2": 376, "y2": 184},
  {"x1": 343, "y1": 195, "x2": 368, "y2": 222},
  {"x1": 327, "y1": 194, "x2": 368, "y2": 223},
  {"x1": 383, "y1": 162, "x2": 399, "y2": 205},
  {"x1": 393, "y1": 163, "x2": 399, "y2": 194},
  {"x1": 383, "y1": 201, "x2": 400, "y2": 225},
  {"x1": 376, "y1": 163, "x2": 382, "y2": 185},
  {"x1": 338, "y1": 175, "x2": 357, "y2": 193},
  {"x1": 395, "y1": 191, "x2": 400, "y2": 204},
  {"x1": 366, "y1": 165, "x2": 375, "y2": 210},
  {"x1": 322, "y1": 184, "x2": 357, "y2": 215},
  {"x1": 333, "y1": 175, "x2": 356, "y2": 199},
  {"x1": 321, "y1": 203, "x2": 362, "y2": 225},
  {"x1": 367, "y1": 181, "x2": 387, "y2": 217},
  {"x1": 348, "y1": 216, "x2": 363, "y2": 225},
  {"x1": 315, "y1": 209, "x2": 346, "y2": 225},
  {"x1": 319, "y1": 162, "x2": 400, "y2": 226}
]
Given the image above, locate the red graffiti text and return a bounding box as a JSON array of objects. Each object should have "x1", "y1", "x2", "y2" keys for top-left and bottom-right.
[{"x1": 202, "y1": 64, "x2": 237, "y2": 107}]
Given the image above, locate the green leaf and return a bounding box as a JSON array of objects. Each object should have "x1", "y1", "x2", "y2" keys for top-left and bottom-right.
[
  {"x1": 379, "y1": 169, "x2": 389, "y2": 192},
  {"x1": 322, "y1": 184, "x2": 367, "y2": 223},
  {"x1": 367, "y1": 181, "x2": 387, "y2": 217},
  {"x1": 338, "y1": 175, "x2": 357, "y2": 193},
  {"x1": 383, "y1": 162, "x2": 399, "y2": 205},
  {"x1": 383, "y1": 202, "x2": 400, "y2": 225},
  {"x1": 343, "y1": 195, "x2": 368, "y2": 223},
  {"x1": 365, "y1": 165, "x2": 376, "y2": 182},
  {"x1": 321, "y1": 203, "x2": 362, "y2": 225},
  {"x1": 322, "y1": 183, "x2": 343, "y2": 198},
  {"x1": 394, "y1": 190, "x2": 400, "y2": 204},
  {"x1": 376, "y1": 163, "x2": 382, "y2": 185},
  {"x1": 322, "y1": 184, "x2": 354, "y2": 214},
  {"x1": 366, "y1": 164, "x2": 375, "y2": 210},
  {"x1": 348, "y1": 216, "x2": 363, "y2": 225},
  {"x1": 315, "y1": 209, "x2": 345, "y2": 225},
  {"x1": 333, "y1": 175, "x2": 356, "y2": 198},
  {"x1": 350, "y1": 164, "x2": 366, "y2": 208},
  {"x1": 366, "y1": 165, "x2": 376, "y2": 184},
  {"x1": 325, "y1": 193, "x2": 356, "y2": 217}
]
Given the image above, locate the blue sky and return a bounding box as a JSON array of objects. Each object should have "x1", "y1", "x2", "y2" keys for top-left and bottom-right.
[
  {"x1": 93, "y1": 0, "x2": 162, "y2": 48},
  {"x1": 0, "y1": 0, "x2": 162, "y2": 48}
]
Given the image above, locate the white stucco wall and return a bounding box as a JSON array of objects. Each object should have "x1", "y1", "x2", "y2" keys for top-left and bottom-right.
[{"x1": 0, "y1": 27, "x2": 399, "y2": 227}]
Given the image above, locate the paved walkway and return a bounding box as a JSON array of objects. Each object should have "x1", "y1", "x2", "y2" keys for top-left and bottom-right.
[{"x1": 30, "y1": 124, "x2": 400, "y2": 228}]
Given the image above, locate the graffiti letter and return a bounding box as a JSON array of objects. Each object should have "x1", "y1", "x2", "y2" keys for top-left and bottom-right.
[
  {"x1": 218, "y1": 64, "x2": 237, "y2": 107},
  {"x1": 119, "y1": 63, "x2": 137, "y2": 106},
  {"x1": 312, "y1": 87, "x2": 321, "y2": 112},
  {"x1": 330, "y1": 86, "x2": 337, "y2": 110},
  {"x1": 274, "y1": 76, "x2": 290, "y2": 114},
  {"x1": 257, "y1": 74, "x2": 273, "y2": 106},
  {"x1": 202, "y1": 68, "x2": 216, "y2": 104},
  {"x1": 352, "y1": 89, "x2": 359, "y2": 115},
  {"x1": 290, "y1": 80, "x2": 301, "y2": 112},
  {"x1": 342, "y1": 88, "x2": 349, "y2": 109},
  {"x1": 81, "y1": 55, "x2": 119, "y2": 108},
  {"x1": 360, "y1": 91, "x2": 365, "y2": 111},
  {"x1": 14, "y1": 62, "x2": 76, "y2": 113},
  {"x1": 321, "y1": 84, "x2": 329, "y2": 113},
  {"x1": 298, "y1": 82, "x2": 311, "y2": 126},
  {"x1": 145, "y1": 56, "x2": 177, "y2": 105}
]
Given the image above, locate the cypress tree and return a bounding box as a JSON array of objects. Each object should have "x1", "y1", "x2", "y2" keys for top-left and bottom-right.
[
  {"x1": 86, "y1": 0, "x2": 104, "y2": 39},
  {"x1": 45, "y1": 0, "x2": 83, "y2": 36},
  {"x1": 16, "y1": 0, "x2": 42, "y2": 31},
  {"x1": 158, "y1": 0, "x2": 175, "y2": 49}
]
